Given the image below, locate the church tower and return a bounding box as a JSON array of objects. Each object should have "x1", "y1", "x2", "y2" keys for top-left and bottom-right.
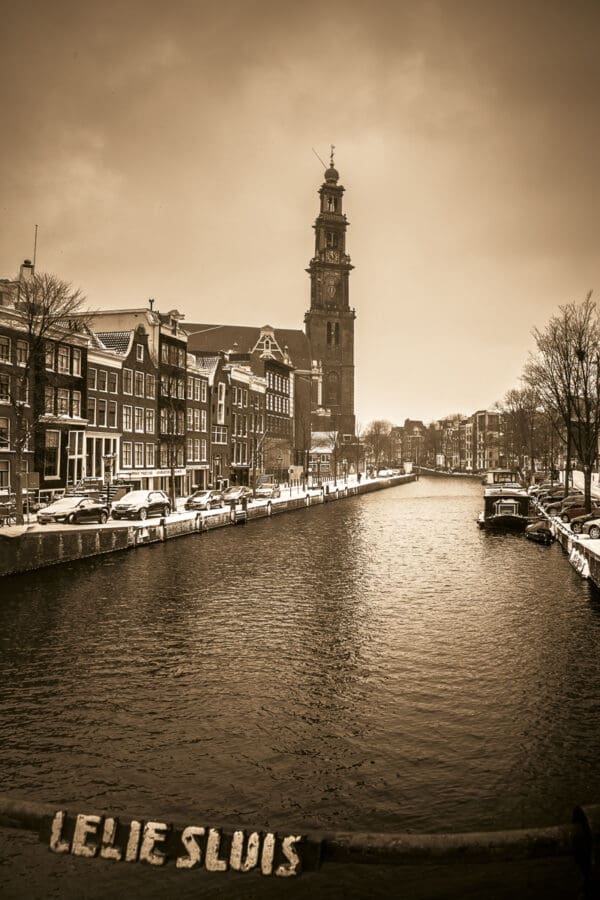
[{"x1": 304, "y1": 150, "x2": 356, "y2": 437}]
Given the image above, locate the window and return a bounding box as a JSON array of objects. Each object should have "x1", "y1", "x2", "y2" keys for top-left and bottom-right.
[
  {"x1": 88, "y1": 397, "x2": 96, "y2": 426},
  {"x1": 136, "y1": 343, "x2": 144, "y2": 361},
  {"x1": 108, "y1": 371, "x2": 117, "y2": 393},
  {"x1": 177, "y1": 410, "x2": 185, "y2": 434},
  {"x1": 44, "y1": 430, "x2": 60, "y2": 478},
  {"x1": 177, "y1": 378, "x2": 185, "y2": 399},
  {"x1": 145, "y1": 409, "x2": 155, "y2": 434},
  {"x1": 0, "y1": 460, "x2": 8, "y2": 488},
  {"x1": 201, "y1": 409, "x2": 207, "y2": 432},
  {"x1": 161, "y1": 375, "x2": 169, "y2": 397},
  {"x1": 135, "y1": 371, "x2": 144, "y2": 397},
  {"x1": 193, "y1": 408, "x2": 200, "y2": 431},
  {"x1": 123, "y1": 368, "x2": 133, "y2": 394},
  {"x1": 335, "y1": 322, "x2": 340, "y2": 346},
  {"x1": 194, "y1": 438, "x2": 200, "y2": 460},
  {"x1": 161, "y1": 344, "x2": 169, "y2": 365},
  {"x1": 123, "y1": 405, "x2": 132, "y2": 431},
  {"x1": 194, "y1": 379, "x2": 201, "y2": 402},
  {"x1": 0, "y1": 417, "x2": 9, "y2": 448},
  {"x1": 45, "y1": 342, "x2": 55, "y2": 370},
  {"x1": 135, "y1": 407, "x2": 144, "y2": 432},
  {"x1": 146, "y1": 374, "x2": 156, "y2": 399},
  {"x1": 201, "y1": 381, "x2": 207, "y2": 402},
  {"x1": 201, "y1": 438, "x2": 207, "y2": 461},
  {"x1": 0, "y1": 375, "x2": 9, "y2": 403},
  {"x1": 72, "y1": 391, "x2": 81, "y2": 417},
  {"x1": 57, "y1": 346, "x2": 70, "y2": 374},
  {"x1": 187, "y1": 407, "x2": 194, "y2": 430},
  {"x1": 187, "y1": 437, "x2": 193, "y2": 460},
  {"x1": 108, "y1": 401, "x2": 117, "y2": 428},
  {"x1": 217, "y1": 382, "x2": 225, "y2": 424},
  {"x1": 97, "y1": 369, "x2": 107, "y2": 392},
  {"x1": 88, "y1": 367, "x2": 97, "y2": 390},
  {"x1": 134, "y1": 443, "x2": 144, "y2": 467},
  {"x1": 16, "y1": 340, "x2": 28, "y2": 366},
  {"x1": 326, "y1": 231, "x2": 339, "y2": 249},
  {"x1": 72, "y1": 348, "x2": 82, "y2": 376},
  {"x1": 187, "y1": 378, "x2": 193, "y2": 400},
  {"x1": 97, "y1": 399, "x2": 107, "y2": 427},
  {"x1": 212, "y1": 425, "x2": 227, "y2": 444},
  {"x1": 146, "y1": 443, "x2": 155, "y2": 467},
  {"x1": 44, "y1": 386, "x2": 54, "y2": 414},
  {"x1": 0, "y1": 336, "x2": 10, "y2": 362},
  {"x1": 178, "y1": 347, "x2": 186, "y2": 368},
  {"x1": 122, "y1": 442, "x2": 132, "y2": 467}
]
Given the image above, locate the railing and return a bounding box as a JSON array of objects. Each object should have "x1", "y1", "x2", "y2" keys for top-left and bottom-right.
[{"x1": 0, "y1": 795, "x2": 597, "y2": 891}]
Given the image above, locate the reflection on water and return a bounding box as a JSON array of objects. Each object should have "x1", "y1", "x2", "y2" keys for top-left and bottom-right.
[{"x1": 1, "y1": 476, "x2": 599, "y2": 897}]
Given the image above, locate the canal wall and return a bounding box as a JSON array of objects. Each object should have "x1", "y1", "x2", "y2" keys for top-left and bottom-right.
[
  {"x1": 0, "y1": 475, "x2": 415, "y2": 577},
  {"x1": 537, "y1": 504, "x2": 600, "y2": 586}
]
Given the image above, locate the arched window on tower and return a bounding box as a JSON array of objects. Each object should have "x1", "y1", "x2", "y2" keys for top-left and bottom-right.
[
  {"x1": 334, "y1": 322, "x2": 340, "y2": 346},
  {"x1": 327, "y1": 322, "x2": 332, "y2": 346},
  {"x1": 326, "y1": 372, "x2": 340, "y2": 406},
  {"x1": 326, "y1": 231, "x2": 339, "y2": 249},
  {"x1": 327, "y1": 195, "x2": 336, "y2": 212}
]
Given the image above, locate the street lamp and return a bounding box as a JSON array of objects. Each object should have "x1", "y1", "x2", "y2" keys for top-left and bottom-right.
[{"x1": 102, "y1": 452, "x2": 117, "y2": 506}]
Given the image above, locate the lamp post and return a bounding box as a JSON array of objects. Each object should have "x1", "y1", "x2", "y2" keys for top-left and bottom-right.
[{"x1": 102, "y1": 452, "x2": 116, "y2": 507}]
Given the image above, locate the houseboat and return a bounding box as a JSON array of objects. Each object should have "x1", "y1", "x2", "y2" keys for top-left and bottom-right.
[
  {"x1": 477, "y1": 485, "x2": 532, "y2": 530},
  {"x1": 481, "y1": 468, "x2": 522, "y2": 487}
]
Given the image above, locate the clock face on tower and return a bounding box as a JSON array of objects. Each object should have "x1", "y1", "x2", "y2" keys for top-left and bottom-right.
[{"x1": 326, "y1": 248, "x2": 339, "y2": 263}]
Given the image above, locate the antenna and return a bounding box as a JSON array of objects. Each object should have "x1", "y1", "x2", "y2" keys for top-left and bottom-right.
[
  {"x1": 33, "y1": 225, "x2": 38, "y2": 268},
  {"x1": 312, "y1": 147, "x2": 327, "y2": 169}
]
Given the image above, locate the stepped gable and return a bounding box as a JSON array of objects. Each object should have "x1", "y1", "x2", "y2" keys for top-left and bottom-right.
[{"x1": 183, "y1": 323, "x2": 311, "y2": 369}]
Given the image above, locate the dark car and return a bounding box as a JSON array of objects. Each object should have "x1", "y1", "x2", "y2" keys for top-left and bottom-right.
[
  {"x1": 184, "y1": 490, "x2": 224, "y2": 511},
  {"x1": 37, "y1": 496, "x2": 110, "y2": 525},
  {"x1": 559, "y1": 503, "x2": 600, "y2": 525},
  {"x1": 111, "y1": 490, "x2": 171, "y2": 521},
  {"x1": 540, "y1": 490, "x2": 581, "y2": 509},
  {"x1": 222, "y1": 486, "x2": 253, "y2": 504},
  {"x1": 545, "y1": 494, "x2": 587, "y2": 515},
  {"x1": 570, "y1": 511, "x2": 600, "y2": 534}
]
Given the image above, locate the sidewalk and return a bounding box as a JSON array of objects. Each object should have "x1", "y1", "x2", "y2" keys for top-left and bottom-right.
[{"x1": 570, "y1": 470, "x2": 600, "y2": 499}]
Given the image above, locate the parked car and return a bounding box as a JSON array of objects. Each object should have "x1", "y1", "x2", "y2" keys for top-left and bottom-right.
[
  {"x1": 254, "y1": 482, "x2": 281, "y2": 499},
  {"x1": 37, "y1": 496, "x2": 110, "y2": 525},
  {"x1": 222, "y1": 486, "x2": 253, "y2": 504},
  {"x1": 582, "y1": 517, "x2": 600, "y2": 540},
  {"x1": 377, "y1": 469, "x2": 394, "y2": 477},
  {"x1": 184, "y1": 489, "x2": 224, "y2": 511},
  {"x1": 559, "y1": 503, "x2": 600, "y2": 525},
  {"x1": 540, "y1": 490, "x2": 581, "y2": 509},
  {"x1": 545, "y1": 494, "x2": 588, "y2": 515},
  {"x1": 570, "y1": 511, "x2": 600, "y2": 534},
  {"x1": 111, "y1": 490, "x2": 171, "y2": 521}
]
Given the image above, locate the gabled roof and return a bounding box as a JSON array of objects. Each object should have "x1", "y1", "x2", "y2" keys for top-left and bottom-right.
[
  {"x1": 95, "y1": 331, "x2": 132, "y2": 355},
  {"x1": 183, "y1": 323, "x2": 312, "y2": 370}
]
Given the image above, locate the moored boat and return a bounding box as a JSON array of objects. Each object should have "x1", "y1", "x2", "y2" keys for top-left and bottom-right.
[{"x1": 477, "y1": 485, "x2": 531, "y2": 530}]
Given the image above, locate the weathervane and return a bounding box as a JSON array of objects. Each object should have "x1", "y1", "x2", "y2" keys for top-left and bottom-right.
[{"x1": 330, "y1": 144, "x2": 335, "y2": 166}]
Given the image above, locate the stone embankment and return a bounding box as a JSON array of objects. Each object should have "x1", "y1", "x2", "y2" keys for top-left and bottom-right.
[
  {"x1": 0, "y1": 474, "x2": 415, "y2": 577},
  {"x1": 536, "y1": 495, "x2": 600, "y2": 587}
]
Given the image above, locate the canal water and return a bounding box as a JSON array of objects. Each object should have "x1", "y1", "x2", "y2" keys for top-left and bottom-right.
[{"x1": 1, "y1": 476, "x2": 599, "y2": 898}]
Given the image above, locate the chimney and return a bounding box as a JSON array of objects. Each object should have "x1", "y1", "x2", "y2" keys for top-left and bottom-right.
[
  {"x1": 20, "y1": 259, "x2": 34, "y2": 281},
  {"x1": 148, "y1": 297, "x2": 155, "y2": 311}
]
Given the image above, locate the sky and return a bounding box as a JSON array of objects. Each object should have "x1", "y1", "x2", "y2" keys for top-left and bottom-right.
[{"x1": 1, "y1": 0, "x2": 599, "y2": 425}]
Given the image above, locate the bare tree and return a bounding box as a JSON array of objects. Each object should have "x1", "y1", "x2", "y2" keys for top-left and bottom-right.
[
  {"x1": 525, "y1": 292, "x2": 600, "y2": 511},
  {"x1": 7, "y1": 271, "x2": 89, "y2": 524},
  {"x1": 502, "y1": 386, "x2": 542, "y2": 480},
  {"x1": 364, "y1": 420, "x2": 393, "y2": 471}
]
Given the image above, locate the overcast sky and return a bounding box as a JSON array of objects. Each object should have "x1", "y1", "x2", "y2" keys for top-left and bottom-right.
[{"x1": 2, "y1": 0, "x2": 599, "y2": 424}]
